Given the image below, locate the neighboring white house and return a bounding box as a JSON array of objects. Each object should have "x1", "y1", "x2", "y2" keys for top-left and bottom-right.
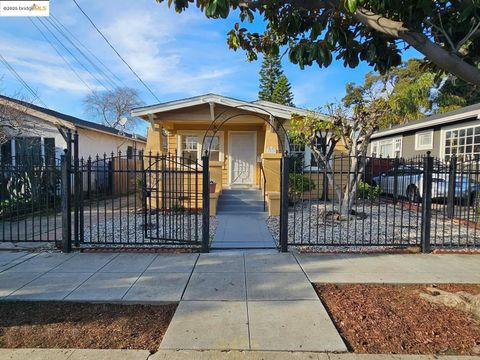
[
  {"x1": 369, "y1": 102, "x2": 480, "y2": 161},
  {"x1": 0, "y1": 95, "x2": 146, "y2": 164}
]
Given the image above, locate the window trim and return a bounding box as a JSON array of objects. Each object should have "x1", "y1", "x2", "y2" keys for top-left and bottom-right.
[
  {"x1": 176, "y1": 130, "x2": 225, "y2": 162},
  {"x1": 415, "y1": 130, "x2": 434, "y2": 151},
  {"x1": 439, "y1": 119, "x2": 480, "y2": 160}
]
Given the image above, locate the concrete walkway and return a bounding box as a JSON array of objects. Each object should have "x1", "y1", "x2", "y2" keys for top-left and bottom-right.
[
  {"x1": 160, "y1": 253, "x2": 345, "y2": 352},
  {"x1": 211, "y1": 213, "x2": 276, "y2": 250}
]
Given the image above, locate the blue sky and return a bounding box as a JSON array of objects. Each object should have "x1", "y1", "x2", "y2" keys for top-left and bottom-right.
[{"x1": 0, "y1": 0, "x2": 417, "y2": 135}]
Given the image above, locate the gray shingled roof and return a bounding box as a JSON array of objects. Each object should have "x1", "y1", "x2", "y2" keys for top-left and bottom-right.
[{"x1": 373, "y1": 102, "x2": 480, "y2": 138}]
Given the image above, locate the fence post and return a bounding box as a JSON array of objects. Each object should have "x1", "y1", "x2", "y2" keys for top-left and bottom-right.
[
  {"x1": 421, "y1": 151, "x2": 433, "y2": 253},
  {"x1": 73, "y1": 131, "x2": 80, "y2": 247},
  {"x1": 279, "y1": 154, "x2": 289, "y2": 253},
  {"x1": 201, "y1": 153, "x2": 210, "y2": 253},
  {"x1": 61, "y1": 152, "x2": 72, "y2": 253},
  {"x1": 447, "y1": 154, "x2": 457, "y2": 219}
]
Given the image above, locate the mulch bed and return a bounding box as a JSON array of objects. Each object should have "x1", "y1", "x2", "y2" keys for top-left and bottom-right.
[
  {"x1": 0, "y1": 302, "x2": 177, "y2": 353},
  {"x1": 315, "y1": 284, "x2": 480, "y2": 355}
]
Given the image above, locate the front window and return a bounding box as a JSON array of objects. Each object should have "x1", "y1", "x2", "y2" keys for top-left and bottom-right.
[
  {"x1": 287, "y1": 135, "x2": 328, "y2": 170},
  {"x1": 181, "y1": 135, "x2": 199, "y2": 163},
  {"x1": 203, "y1": 136, "x2": 220, "y2": 161},
  {"x1": 179, "y1": 134, "x2": 222, "y2": 163},
  {"x1": 444, "y1": 124, "x2": 480, "y2": 161}
]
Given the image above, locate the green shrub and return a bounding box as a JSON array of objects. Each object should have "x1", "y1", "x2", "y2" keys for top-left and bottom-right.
[
  {"x1": 357, "y1": 180, "x2": 380, "y2": 202},
  {"x1": 171, "y1": 202, "x2": 186, "y2": 213},
  {"x1": 288, "y1": 173, "x2": 316, "y2": 197}
]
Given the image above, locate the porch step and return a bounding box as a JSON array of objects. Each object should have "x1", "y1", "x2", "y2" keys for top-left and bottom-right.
[
  {"x1": 217, "y1": 189, "x2": 266, "y2": 214},
  {"x1": 219, "y1": 200, "x2": 265, "y2": 207}
]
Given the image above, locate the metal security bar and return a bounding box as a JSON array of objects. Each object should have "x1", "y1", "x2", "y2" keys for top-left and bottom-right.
[{"x1": 282, "y1": 153, "x2": 480, "y2": 250}]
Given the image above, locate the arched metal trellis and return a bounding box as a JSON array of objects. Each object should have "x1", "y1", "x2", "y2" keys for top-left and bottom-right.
[{"x1": 199, "y1": 104, "x2": 291, "y2": 252}]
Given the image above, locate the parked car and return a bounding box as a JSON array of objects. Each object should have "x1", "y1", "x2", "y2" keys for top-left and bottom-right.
[{"x1": 371, "y1": 164, "x2": 480, "y2": 205}]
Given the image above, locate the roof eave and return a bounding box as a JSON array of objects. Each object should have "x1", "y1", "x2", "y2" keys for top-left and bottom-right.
[
  {"x1": 131, "y1": 94, "x2": 313, "y2": 120},
  {"x1": 371, "y1": 110, "x2": 480, "y2": 139}
]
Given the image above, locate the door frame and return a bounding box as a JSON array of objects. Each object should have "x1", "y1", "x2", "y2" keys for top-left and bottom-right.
[{"x1": 228, "y1": 131, "x2": 257, "y2": 186}]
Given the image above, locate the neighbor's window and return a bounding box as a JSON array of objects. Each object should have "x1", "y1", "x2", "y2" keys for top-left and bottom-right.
[
  {"x1": 0, "y1": 140, "x2": 12, "y2": 165},
  {"x1": 371, "y1": 137, "x2": 402, "y2": 158},
  {"x1": 15, "y1": 137, "x2": 41, "y2": 164},
  {"x1": 444, "y1": 124, "x2": 480, "y2": 161},
  {"x1": 415, "y1": 130, "x2": 433, "y2": 150},
  {"x1": 127, "y1": 146, "x2": 134, "y2": 159},
  {"x1": 43, "y1": 138, "x2": 56, "y2": 166}
]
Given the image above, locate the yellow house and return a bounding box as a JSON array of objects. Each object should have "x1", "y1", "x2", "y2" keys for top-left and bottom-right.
[{"x1": 131, "y1": 94, "x2": 342, "y2": 216}]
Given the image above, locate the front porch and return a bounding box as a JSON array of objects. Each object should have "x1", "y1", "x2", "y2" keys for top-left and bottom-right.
[{"x1": 135, "y1": 95, "x2": 292, "y2": 217}]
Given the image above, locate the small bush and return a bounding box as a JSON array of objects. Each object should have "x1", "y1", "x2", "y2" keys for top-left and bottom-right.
[
  {"x1": 357, "y1": 181, "x2": 380, "y2": 202},
  {"x1": 289, "y1": 173, "x2": 316, "y2": 196}
]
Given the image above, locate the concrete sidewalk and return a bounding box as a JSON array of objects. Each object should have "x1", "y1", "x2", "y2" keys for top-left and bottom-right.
[
  {"x1": 1, "y1": 251, "x2": 479, "y2": 355},
  {"x1": 1, "y1": 349, "x2": 479, "y2": 359},
  {"x1": 0, "y1": 252, "x2": 198, "y2": 302},
  {"x1": 296, "y1": 253, "x2": 480, "y2": 284}
]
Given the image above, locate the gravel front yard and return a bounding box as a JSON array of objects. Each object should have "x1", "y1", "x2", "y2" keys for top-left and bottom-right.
[
  {"x1": 267, "y1": 201, "x2": 480, "y2": 250},
  {"x1": 316, "y1": 283, "x2": 480, "y2": 355},
  {"x1": 82, "y1": 212, "x2": 217, "y2": 247}
]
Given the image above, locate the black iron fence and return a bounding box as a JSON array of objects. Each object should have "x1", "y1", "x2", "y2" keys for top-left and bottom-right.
[
  {"x1": 0, "y1": 132, "x2": 211, "y2": 252},
  {"x1": 0, "y1": 155, "x2": 62, "y2": 243},
  {"x1": 2, "y1": 131, "x2": 479, "y2": 253},
  {"x1": 278, "y1": 152, "x2": 480, "y2": 250}
]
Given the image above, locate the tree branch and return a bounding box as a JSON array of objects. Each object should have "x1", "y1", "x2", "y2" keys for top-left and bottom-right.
[{"x1": 353, "y1": 8, "x2": 480, "y2": 85}]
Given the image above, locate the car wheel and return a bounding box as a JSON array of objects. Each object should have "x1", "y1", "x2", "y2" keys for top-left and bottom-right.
[{"x1": 407, "y1": 185, "x2": 420, "y2": 203}]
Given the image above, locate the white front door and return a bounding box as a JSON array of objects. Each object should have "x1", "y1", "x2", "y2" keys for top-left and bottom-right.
[{"x1": 229, "y1": 132, "x2": 256, "y2": 186}]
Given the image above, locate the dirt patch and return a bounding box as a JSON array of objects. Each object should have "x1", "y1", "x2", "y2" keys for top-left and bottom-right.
[
  {"x1": 0, "y1": 301, "x2": 176, "y2": 353},
  {"x1": 315, "y1": 284, "x2": 480, "y2": 355}
]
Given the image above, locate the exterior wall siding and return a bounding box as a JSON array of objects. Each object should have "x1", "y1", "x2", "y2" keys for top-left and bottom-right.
[{"x1": 369, "y1": 116, "x2": 479, "y2": 160}]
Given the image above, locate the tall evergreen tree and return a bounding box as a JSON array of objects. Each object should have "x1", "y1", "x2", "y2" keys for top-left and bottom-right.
[
  {"x1": 258, "y1": 53, "x2": 294, "y2": 106},
  {"x1": 258, "y1": 54, "x2": 282, "y2": 101},
  {"x1": 271, "y1": 75, "x2": 294, "y2": 106}
]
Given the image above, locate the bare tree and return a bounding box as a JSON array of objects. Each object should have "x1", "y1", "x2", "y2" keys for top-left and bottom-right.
[
  {"x1": 0, "y1": 87, "x2": 31, "y2": 145},
  {"x1": 290, "y1": 99, "x2": 388, "y2": 217},
  {"x1": 83, "y1": 88, "x2": 143, "y2": 131}
]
